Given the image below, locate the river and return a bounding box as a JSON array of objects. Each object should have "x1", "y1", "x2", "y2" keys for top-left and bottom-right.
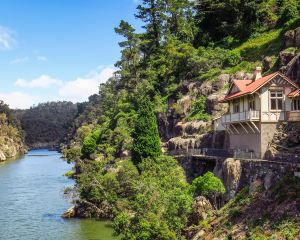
[{"x1": 0, "y1": 149, "x2": 117, "y2": 240}]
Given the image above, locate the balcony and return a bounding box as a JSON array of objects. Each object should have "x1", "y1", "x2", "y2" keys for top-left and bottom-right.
[
  {"x1": 287, "y1": 111, "x2": 300, "y2": 122},
  {"x1": 221, "y1": 110, "x2": 260, "y2": 124}
]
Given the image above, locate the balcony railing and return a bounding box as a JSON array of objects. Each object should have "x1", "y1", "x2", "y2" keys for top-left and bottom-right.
[
  {"x1": 287, "y1": 111, "x2": 300, "y2": 122},
  {"x1": 221, "y1": 110, "x2": 260, "y2": 124}
]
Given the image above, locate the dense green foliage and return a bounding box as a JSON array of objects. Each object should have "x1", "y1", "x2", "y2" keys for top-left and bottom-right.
[
  {"x1": 185, "y1": 96, "x2": 210, "y2": 121},
  {"x1": 16, "y1": 102, "x2": 78, "y2": 148},
  {"x1": 192, "y1": 172, "x2": 225, "y2": 207},
  {"x1": 132, "y1": 97, "x2": 161, "y2": 164},
  {"x1": 63, "y1": 0, "x2": 300, "y2": 239}
]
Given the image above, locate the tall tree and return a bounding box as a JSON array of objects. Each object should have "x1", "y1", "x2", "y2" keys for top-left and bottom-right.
[
  {"x1": 132, "y1": 97, "x2": 161, "y2": 164},
  {"x1": 194, "y1": 0, "x2": 263, "y2": 45},
  {"x1": 115, "y1": 20, "x2": 140, "y2": 89},
  {"x1": 135, "y1": 0, "x2": 166, "y2": 56},
  {"x1": 163, "y1": 0, "x2": 195, "y2": 42}
]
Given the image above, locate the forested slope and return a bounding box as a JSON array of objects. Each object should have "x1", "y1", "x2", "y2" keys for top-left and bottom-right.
[
  {"x1": 62, "y1": 1, "x2": 300, "y2": 239},
  {"x1": 16, "y1": 102, "x2": 79, "y2": 149}
]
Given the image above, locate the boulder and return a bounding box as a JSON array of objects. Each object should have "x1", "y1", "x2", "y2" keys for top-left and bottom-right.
[
  {"x1": 74, "y1": 200, "x2": 113, "y2": 219},
  {"x1": 295, "y1": 27, "x2": 300, "y2": 48},
  {"x1": 119, "y1": 150, "x2": 130, "y2": 158},
  {"x1": 189, "y1": 196, "x2": 215, "y2": 225},
  {"x1": 62, "y1": 206, "x2": 75, "y2": 218},
  {"x1": 0, "y1": 150, "x2": 6, "y2": 161},
  {"x1": 167, "y1": 133, "x2": 214, "y2": 151},
  {"x1": 212, "y1": 74, "x2": 230, "y2": 91},
  {"x1": 249, "y1": 179, "x2": 263, "y2": 194},
  {"x1": 214, "y1": 158, "x2": 242, "y2": 200},
  {"x1": 175, "y1": 121, "x2": 208, "y2": 136},
  {"x1": 177, "y1": 95, "x2": 196, "y2": 115},
  {"x1": 262, "y1": 56, "x2": 274, "y2": 71},
  {"x1": 233, "y1": 71, "x2": 247, "y2": 80},
  {"x1": 199, "y1": 80, "x2": 213, "y2": 96},
  {"x1": 206, "y1": 89, "x2": 228, "y2": 117},
  {"x1": 279, "y1": 49, "x2": 296, "y2": 67},
  {"x1": 264, "y1": 171, "x2": 275, "y2": 190},
  {"x1": 284, "y1": 30, "x2": 295, "y2": 48}
]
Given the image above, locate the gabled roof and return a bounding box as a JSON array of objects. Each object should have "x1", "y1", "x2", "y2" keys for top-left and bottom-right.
[
  {"x1": 288, "y1": 88, "x2": 300, "y2": 97},
  {"x1": 220, "y1": 72, "x2": 298, "y2": 103}
]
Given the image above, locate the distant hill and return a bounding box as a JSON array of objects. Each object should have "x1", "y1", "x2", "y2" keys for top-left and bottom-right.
[{"x1": 15, "y1": 101, "x2": 79, "y2": 149}]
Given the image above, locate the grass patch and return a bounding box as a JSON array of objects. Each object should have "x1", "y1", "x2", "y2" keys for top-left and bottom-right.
[{"x1": 232, "y1": 29, "x2": 282, "y2": 61}]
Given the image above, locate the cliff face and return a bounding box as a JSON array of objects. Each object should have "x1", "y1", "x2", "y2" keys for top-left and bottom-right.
[{"x1": 0, "y1": 113, "x2": 26, "y2": 162}]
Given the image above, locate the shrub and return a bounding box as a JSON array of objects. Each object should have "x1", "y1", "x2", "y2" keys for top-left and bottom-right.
[
  {"x1": 81, "y1": 136, "x2": 97, "y2": 158},
  {"x1": 192, "y1": 172, "x2": 225, "y2": 207},
  {"x1": 131, "y1": 97, "x2": 161, "y2": 165},
  {"x1": 186, "y1": 96, "x2": 210, "y2": 121}
]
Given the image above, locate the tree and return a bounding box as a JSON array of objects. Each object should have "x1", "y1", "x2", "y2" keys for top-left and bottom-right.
[
  {"x1": 194, "y1": 0, "x2": 263, "y2": 45},
  {"x1": 81, "y1": 136, "x2": 97, "y2": 158},
  {"x1": 135, "y1": 0, "x2": 166, "y2": 55},
  {"x1": 192, "y1": 171, "x2": 225, "y2": 208},
  {"x1": 115, "y1": 20, "x2": 141, "y2": 88},
  {"x1": 132, "y1": 97, "x2": 161, "y2": 164}
]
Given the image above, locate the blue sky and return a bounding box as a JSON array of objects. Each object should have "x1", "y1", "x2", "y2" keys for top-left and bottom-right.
[{"x1": 0, "y1": 0, "x2": 141, "y2": 109}]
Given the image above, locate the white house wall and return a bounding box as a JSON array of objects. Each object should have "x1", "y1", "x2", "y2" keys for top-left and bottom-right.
[{"x1": 285, "y1": 87, "x2": 292, "y2": 111}]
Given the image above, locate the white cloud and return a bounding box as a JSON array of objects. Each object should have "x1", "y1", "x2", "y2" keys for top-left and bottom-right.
[
  {"x1": 59, "y1": 67, "x2": 115, "y2": 102},
  {"x1": 0, "y1": 92, "x2": 38, "y2": 109},
  {"x1": 15, "y1": 75, "x2": 63, "y2": 88},
  {"x1": 37, "y1": 56, "x2": 47, "y2": 62},
  {"x1": 10, "y1": 57, "x2": 29, "y2": 64},
  {"x1": 0, "y1": 26, "x2": 15, "y2": 50}
]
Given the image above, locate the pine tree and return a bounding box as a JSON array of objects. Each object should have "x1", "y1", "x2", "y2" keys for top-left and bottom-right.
[
  {"x1": 135, "y1": 0, "x2": 165, "y2": 55},
  {"x1": 114, "y1": 20, "x2": 141, "y2": 89},
  {"x1": 132, "y1": 97, "x2": 161, "y2": 165}
]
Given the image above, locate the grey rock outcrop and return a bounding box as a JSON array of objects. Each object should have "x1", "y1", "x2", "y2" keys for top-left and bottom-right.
[
  {"x1": 189, "y1": 196, "x2": 215, "y2": 224},
  {"x1": 284, "y1": 27, "x2": 300, "y2": 48},
  {"x1": 214, "y1": 158, "x2": 242, "y2": 200}
]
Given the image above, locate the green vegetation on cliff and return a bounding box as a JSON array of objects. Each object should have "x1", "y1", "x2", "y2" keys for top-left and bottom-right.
[
  {"x1": 63, "y1": 0, "x2": 300, "y2": 239},
  {"x1": 199, "y1": 175, "x2": 300, "y2": 239},
  {"x1": 0, "y1": 101, "x2": 25, "y2": 161}
]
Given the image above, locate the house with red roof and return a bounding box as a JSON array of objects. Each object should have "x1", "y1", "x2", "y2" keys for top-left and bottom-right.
[{"x1": 218, "y1": 67, "x2": 300, "y2": 158}]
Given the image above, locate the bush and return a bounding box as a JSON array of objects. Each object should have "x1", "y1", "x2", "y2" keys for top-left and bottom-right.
[
  {"x1": 131, "y1": 97, "x2": 161, "y2": 164},
  {"x1": 113, "y1": 156, "x2": 193, "y2": 239},
  {"x1": 186, "y1": 96, "x2": 210, "y2": 121},
  {"x1": 81, "y1": 136, "x2": 97, "y2": 158},
  {"x1": 192, "y1": 172, "x2": 225, "y2": 207}
]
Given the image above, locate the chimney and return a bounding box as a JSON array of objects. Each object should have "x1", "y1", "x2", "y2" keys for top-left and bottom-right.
[{"x1": 253, "y1": 67, "x2": 262, "y2": 81}]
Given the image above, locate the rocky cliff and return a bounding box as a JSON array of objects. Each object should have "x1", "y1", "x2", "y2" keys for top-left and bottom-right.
[{"x1": 0, "y1": 113, "x2": 26, "y2": 162}]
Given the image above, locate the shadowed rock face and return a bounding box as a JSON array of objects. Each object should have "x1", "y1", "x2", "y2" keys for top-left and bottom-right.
[{"x1": 214, "y1": 158, "x2": 242, "y2": 200}]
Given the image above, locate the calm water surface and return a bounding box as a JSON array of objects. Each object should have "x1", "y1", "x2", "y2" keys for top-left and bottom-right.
[{"x1": 0, "y1": 149, "x2": 117, "y2": 240}]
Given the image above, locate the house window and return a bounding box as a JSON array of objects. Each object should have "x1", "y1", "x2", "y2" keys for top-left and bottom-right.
[
  {"x1": 233, "y1": 100, "x2": 240, "y2": 113},
  {"x1": 248, "y1": 98, "x2": 256, "y2": 111},
  {"x1": 292, "y1": 99, "x2": 300, "y2": 110},
  {"x1": 270, "y1": 91, "x2": 283, "y2": 111}
]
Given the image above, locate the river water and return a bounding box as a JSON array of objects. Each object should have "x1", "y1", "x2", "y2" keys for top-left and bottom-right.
[{"x1": 0, "y1": 149, "x2": 117, "y2": 240}]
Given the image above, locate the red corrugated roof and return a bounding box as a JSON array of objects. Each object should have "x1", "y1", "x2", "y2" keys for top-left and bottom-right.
[
  {"x1": 288, "y1": 88, "x2": 300, "y2": 97},
  {"x1": 220, "y1": 72, "x2": 298, "y2": 102}
]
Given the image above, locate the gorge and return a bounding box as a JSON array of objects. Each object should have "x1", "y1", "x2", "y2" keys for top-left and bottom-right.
[{"x1": 0, "y1": 0, "x2": 300, "y2": 239}]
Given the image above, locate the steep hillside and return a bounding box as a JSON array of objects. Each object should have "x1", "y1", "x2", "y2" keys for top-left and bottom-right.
[
  {"x1": 62, "y1": 1, "x2": 300, "y2": 239},
  {"x1": 16, "y1": 102, "x2": 78, "y2": 149},
  {"x1": 0, "y1": 101, "x2": 26, "y2": 161},
  {"x1": 188, "y1": 175, "x2": 300, "y2": 240}
]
